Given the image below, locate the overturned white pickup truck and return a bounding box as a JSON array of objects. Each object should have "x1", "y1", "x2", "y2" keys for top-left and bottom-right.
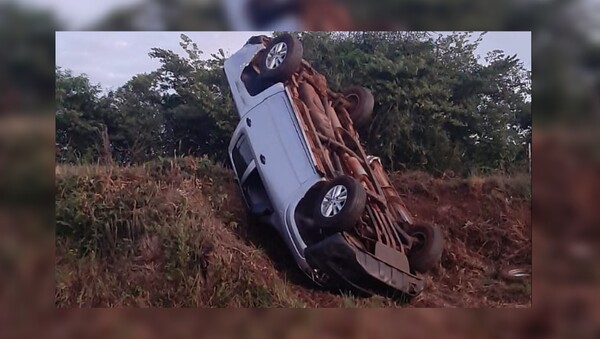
[{"x1": 224, "y1": 33, "x2": 444, "y2": 298}]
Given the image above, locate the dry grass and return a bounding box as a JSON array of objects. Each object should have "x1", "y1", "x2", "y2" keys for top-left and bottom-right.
[
  {"x1": 55, "y1": 157, "x2": 309, "y2": 307},
  {"x1": 392, "y1": 171, "x2": 532, "y2": 307},
  {"x1": 56, "y1": 158, "x2": 531, "y2": 307}
]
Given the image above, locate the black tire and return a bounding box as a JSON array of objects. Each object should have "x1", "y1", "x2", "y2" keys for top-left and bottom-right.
[
  {"x1": 343, "y1": 86, "x2": 374, "y2": 128},
  {"x1": 313, "y1": 176, "x2": 367, "y2": 235},
  {"x1": 407, "y1": 224, "x2": 444, "y2": 273},
  {"x1": 259, "y1": 34, "x2": 303, "y2": 83},
  {"x1": 246, "y1": 35, "x2": 270, "y2": 45}
]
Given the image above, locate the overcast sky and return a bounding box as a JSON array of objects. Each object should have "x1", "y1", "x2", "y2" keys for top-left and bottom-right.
[
  {"x1": 56, "y1": 31, "x2": 531, "y2": 91},
  {"x1": 56, "y1": 31, "x2": 267, "y2": 90}
]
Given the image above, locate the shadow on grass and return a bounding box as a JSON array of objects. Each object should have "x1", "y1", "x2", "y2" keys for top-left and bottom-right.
[{"x1": 238, "y1": 215, "x2": 320, "y2": 290}]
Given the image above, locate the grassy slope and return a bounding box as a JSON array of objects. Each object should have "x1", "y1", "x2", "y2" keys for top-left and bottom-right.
[{"x1": 55, "y1": 157, "x2": 531, "y2": 307}]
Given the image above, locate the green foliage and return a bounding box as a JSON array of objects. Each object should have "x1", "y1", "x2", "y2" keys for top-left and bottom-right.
[
  {"x1": 56, "y1": 32, "x2": 531, "y2": 175},
  {"x1": 56, "y1": 67, "x2": 105, "y2": 162},
  {"x1": 297, "y1": 32, "x2": 531, "y2": 174},
  {"x1": 149, "y1": 35, "x2": 236, "y2": 162},
  {"x1": 109, "y1": 73, "x2": 164, "y2": 163}
]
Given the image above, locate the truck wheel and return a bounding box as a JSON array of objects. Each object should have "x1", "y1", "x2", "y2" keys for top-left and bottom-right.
[
  {"x1": 259, "y1": 33, "x2": 303, "y2": 83},
  {"x1": 344, "y1": 86, "x2": 374, "y2": 128},
  {"x1": 313, "y1": 176, "x2": 367, "y2": 235},
  {"x1": 246, "y1": 35, "x2": 270, "y2": 45},
  {"x1": 407, "y1": 224, "x2": 444, "y2": 273}
]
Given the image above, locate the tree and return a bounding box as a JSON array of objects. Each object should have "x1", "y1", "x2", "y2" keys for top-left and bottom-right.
[
  {"x1": 109, "y1": 73, "x2": 163, "y2": 163},
  {"x1": 56, "y1": 32, "x2": 531, "y2": 175},
  {"x1": 149, "y1": 34, "x2": 235, "y2": 162},
  {"x1": 55, "y1": 67, "x2": 105, "y2": 162},
  {"x1": 298, "y1": 31, "x2": 531, "y2": 174}
]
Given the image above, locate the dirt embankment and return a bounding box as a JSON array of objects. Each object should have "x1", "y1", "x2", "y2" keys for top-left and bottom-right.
[
  {"x1": 55, "y1": 157, "x2": 531, "y2": 307},
  {"x1": 392, "y1": 172, "x2": 531, "y2": 307}
]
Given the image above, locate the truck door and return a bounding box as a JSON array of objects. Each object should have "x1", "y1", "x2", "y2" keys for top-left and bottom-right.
[{"x1": 244, "y1": 92, "x2": 316, "y2": 211}]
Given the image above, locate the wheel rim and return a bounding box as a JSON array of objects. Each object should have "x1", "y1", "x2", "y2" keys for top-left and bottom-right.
[
  {"x1": 321, "y1": 184, "x2": 348, "y2": 218},
  {"x1": 265, "y1": 42, "x2": 288, "y2": 70}
]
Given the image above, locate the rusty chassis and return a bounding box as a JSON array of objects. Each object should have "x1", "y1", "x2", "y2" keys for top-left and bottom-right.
[{"x1": 248, "y1": 44, "x2": 418, "y2": 275}]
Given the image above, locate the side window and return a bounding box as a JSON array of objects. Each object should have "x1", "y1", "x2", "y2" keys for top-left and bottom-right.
[
  {"x1": 231, "y1": 135, "x2": 253, "y2": 176},
  {"x1": 241, "y1": 64, "x2": 274, "y2": 96}
]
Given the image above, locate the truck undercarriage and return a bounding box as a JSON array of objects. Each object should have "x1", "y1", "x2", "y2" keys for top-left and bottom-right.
[{"x1": 230, "y1": 33, "x2": 444, "y2": 297}]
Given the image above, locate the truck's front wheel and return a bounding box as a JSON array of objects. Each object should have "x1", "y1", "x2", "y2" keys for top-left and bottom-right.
[
  {"x1": 313, "y1": 176, "x2": 367, "y2": 235},
  {"x1": 259, "y1": 33, "x2": 303, "y2": 83}
]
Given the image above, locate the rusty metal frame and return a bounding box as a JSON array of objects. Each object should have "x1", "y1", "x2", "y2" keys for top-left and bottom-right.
[{"x1": 257, "y1": 50, "x2": 416, "y2": 256}]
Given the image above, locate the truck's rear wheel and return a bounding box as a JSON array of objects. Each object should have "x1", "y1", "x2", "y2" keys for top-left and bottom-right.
[
  {"x1": 344, "y1": 86, "x2": 374, "y2": 128},
  {"x1": 313, "y1": 176, "x2": 367, "y2": 235},
  {"x1": 407, "y1": 224, "x2": 444, "y2": 273},
  {"x1": 259, "y1": 33, "x2": 303, "y2": 83}
]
